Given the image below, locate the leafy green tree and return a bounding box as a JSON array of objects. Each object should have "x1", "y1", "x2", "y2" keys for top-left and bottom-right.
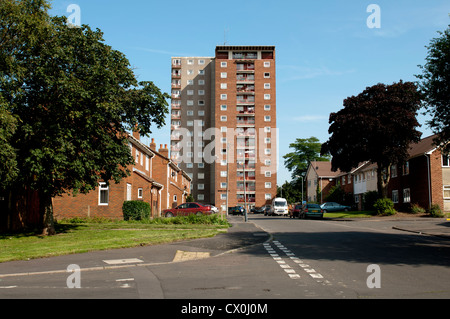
[
  {"x1": 321, "y1": 81, "x2": 422, "y2": 198},
  {"x1": 283, "y1": 137, "x2": 330, "y2": 179},
  {"x1": 416, "y1": 25, "x2": 450, "y2": 154},
  {"x1": 0, "y1": 1, "x2": 169, "y2": 234}
]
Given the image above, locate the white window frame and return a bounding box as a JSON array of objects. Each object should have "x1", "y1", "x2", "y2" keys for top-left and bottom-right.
[
  {"x1": 138, "y1": 188, "x2": 143, "y2": 199},
  {"x1": 392, "y1": 190, "x2": 399, "y2": 203},
  {"x1": 98, "y1": 182, "x2": 109, "y2": 206},
  {"x1": 403, "y1": 188, "x2": 411, "y2": 203}
]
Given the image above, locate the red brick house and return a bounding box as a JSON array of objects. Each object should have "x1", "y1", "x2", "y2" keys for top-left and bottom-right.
[
  {"x1": 53, "y1": 132, "x2": 191, "y2": 220},
  {"x1": 387, "y1": 134, "x2": 449, "y2": 212}
]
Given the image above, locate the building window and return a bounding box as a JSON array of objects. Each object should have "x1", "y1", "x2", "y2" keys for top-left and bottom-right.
[
  {"x1": 264, "y1": 62, "x2": 270, "y2": 68},
  {"x1": 391, "y1": 164, "x2": 397, "y2": 178},
  {"x1": 198, "y1": 90, "x2": 205, "y2": 95},
  {"x1": 264, "y1": 72, "x2": 270, "y2": 78},
  {"x1": 264, "y1": 94, "x2": 271, "y2": 100},
  {"x1": 221, "y1": 182, "x2": 227, "y2": 188},
  {"x1": 265, "y1": 194, "x2": 272, "y2": 200},
  {"x1": 264, "y1": 83, "x2": 270, "y2": 89},
  {"x1": 220, "y1": 83, "x2": 227, "y2": 89},
  {"x1": 392, "y1": 190, "x2": 399, "y2": 203},
  {"x1": 220, "y1": 105, "x2": 227, "y2": 111},
  {"x1": 444, "y1": 185, "x2": 450, "y2": 199},
  {"x1": 265, "y1": 182, "x2": 272, "y2": 188},
  {"x1": 403, "y1": 161, "x2": 410, "y2": 175},
  {"x1": 199, "y1": 59, "x2": 205, "y2": 65},
  {"x1": 403, "y1": 188, "x2": 411, "y2": 203},
  {"x1": 264, "y1": 116, "x2": 271, "y2": 122},
  {"x1": 221, "y1": 116, "x2": 227, "y2": 122},
  {"x1": 198, "y1": 79, "x2": 205, "y2": 85},
  {"x1": 198, "y1": 184, "x2": 205, "y2": 190},
  {"x1": 443, "y1": 155, "x2": 450, "y2": 167},
  {"x1": 221, "y1": 194, "x2": 227, "y2": 200},
  {"x1": 221, "y1": 72, "x2": 227, "y2": 79},
  {"x1": 187, "y1": 90, "x2": 194, "y2": 95},
  {"x1": 98, "y1": 183, "x2": 109, "y2": 205},
  {"x1": 265, "y1": 171, "x2": 272, "y2": 177},
  {"x1": 138, "y1": 188, "x2": 143, "y2": 199},
  {"x1": 220, "y1": 171, "x2": 227, "y2": 177},
  {"x1": 198, "y1": 194, "x2": 205, "y2": 201},
  {"x1": 264, "y1": 105, "x2": 271, "y2": 111},
  {"x1": 198, "y1": 173, "x2": 204, "y2": 179},
  {"x1": 221, "y1": 62, "x2": 227, "y2": 68},
  {"x1": 221, "y1": 94, "x2": 227, "y2": 100}
]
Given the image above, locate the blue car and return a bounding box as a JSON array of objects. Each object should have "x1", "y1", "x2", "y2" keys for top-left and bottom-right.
[{"x1": 320, "y1": 202, "x2": 351, "y2": 213}]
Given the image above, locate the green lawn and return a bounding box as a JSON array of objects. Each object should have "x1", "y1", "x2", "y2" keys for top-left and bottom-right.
[
  {"x1": 0, "y1": 215, "x2": 230, "y2": 263},
  {"x1": 323, "y1": 211, "x2": 376, "y2": 219}
]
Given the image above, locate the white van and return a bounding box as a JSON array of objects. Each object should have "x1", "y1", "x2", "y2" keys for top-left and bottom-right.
[{"x1": 271, "y1": 198, "x2": 289, "y2": 216}]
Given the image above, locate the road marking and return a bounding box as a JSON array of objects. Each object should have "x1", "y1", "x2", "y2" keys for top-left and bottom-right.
[
  {"x1": 0, "y1": 286, "x2": 17, "y2": 289},
  {"x1": 116, "y1": 278, "x2": 134, "y2": 282},
  {"x1": 103, "y1": 258, "x2": 144, "y2": 265},
  {"x1": 264, "y1": 241, "x2": 329, "y2": 284}
]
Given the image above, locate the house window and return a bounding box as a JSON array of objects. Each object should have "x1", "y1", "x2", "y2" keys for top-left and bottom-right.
[
  {"x1": 264, "y1": 105, "x2": 271, "y2": 111},
  {"x1": 221, "y1": 72, "x2": 227, "y2": 79},
  {"x1": 403, "y1": 161, "x2": 410, "y2": 175},
  {"x1": 265, "y1": 182, "x2": 272, "y2": 188},
  {"x1": 264, "y1": 94, "x2": 271, "y2": 100},
  {"x1": 221, "y1": 62, "x2": 227, "y2": 68},
  {"x1": 198, "y1": 194, "x2": 205, "y2": 201},
  {"x1": 264, "y1": 72, "x2": 270, "y2": 78},
  {"x1": 403, "y1": 188, "x2": 411, "y2": 203},
  {"x1": 444, "y1": 185, "x2": 450, "y2": 199},
  {"x1": 174, "y1": 195, "x2": 177, "y2": 202},
  {"x1": 221, "y1": 94, "x2": 227, "y2": 100},
  {"x1": 392, "y1": 190, "x2": 399, "y2": 203},
  {"x1": 264, "y1": 83, "x2": 270, "y2": 89},
  {"x1": 221, "y1": 194, "x2": 227, "y2": 200},
  {"x1": 265, "y1": 194, "x2": 272, "y2": 200},
  {"x1": 98, "y1": 183, "x2": 109, "y2": 205},
  {"x1": 264, "y1": 62, "x2": 270, "y2": 68},
  {"x1": 443, "y1": 155, "x2": 450, "y2": 167},
  {"x1": 138, "y1": 188, "x2": 143, "y2": 199},
  {"x1": 391, "y1": 164, "x2": 397, "y2": 178}
]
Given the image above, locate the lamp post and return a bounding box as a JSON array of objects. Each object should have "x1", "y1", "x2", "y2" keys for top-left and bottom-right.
[
  {"x1": 295, "y1": 173, "x2": 305, "y2": 204},
  {"x1": 241, "y1": 150, "x2": 254, "y2": 222}
]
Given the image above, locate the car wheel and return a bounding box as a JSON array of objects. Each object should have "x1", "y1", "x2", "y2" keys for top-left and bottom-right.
[
  {"x1": 323, "y1": 209, "x2": 327, "y2": 214},
  {"x1": 165, "y1": 212, "x2": 174, "y2": 218}
]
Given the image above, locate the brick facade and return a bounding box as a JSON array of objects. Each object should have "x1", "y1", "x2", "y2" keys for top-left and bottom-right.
[{"x1": 53, "y1": 134, "x2": 191, "y2": 220}]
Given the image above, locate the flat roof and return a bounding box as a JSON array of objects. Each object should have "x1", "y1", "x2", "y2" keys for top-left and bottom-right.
[{"x1": 215, "y1": 45, "x2": 275, "y2": 51}]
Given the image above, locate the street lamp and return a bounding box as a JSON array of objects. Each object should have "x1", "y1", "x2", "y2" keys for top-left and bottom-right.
[
  {"x1": 295, "y1": 173, "x2": 306, "y2": 204},
  {"x1": 241, "y1": 150, "x2": 254, "y2": 222}
]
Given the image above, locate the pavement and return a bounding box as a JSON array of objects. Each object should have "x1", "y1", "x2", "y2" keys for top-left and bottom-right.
[
  {"x1": 391, "y1": 217, "x2": 450, "y2": 239},
  {"x1": 1, "y1": 215, "x2": 449, "y2": 279}
]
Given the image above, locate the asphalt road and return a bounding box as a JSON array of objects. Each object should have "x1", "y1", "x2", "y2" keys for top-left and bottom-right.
[{"x1": 1, "y1": 215, "x2": 450, "y2": 302}]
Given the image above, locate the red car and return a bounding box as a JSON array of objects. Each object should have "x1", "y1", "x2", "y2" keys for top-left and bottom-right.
[{"x1": 163, "y1": 202, "x2": 214, "y2": 218}]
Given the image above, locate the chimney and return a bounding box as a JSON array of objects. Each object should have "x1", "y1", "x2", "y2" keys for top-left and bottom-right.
[
  {"x1": 132, "y1": 124, "x2": 140, "y2": 141},
  {"x1": 159, "y1": 144, "x2": 169, "y2": 158},
  {"x1": 150, "y1": 138, "x2": 156, "y2": 150}
]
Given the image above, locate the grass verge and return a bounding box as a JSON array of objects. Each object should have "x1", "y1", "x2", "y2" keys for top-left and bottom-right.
[
  {"x1": 324, "y1": 211, "x2": 376, "y2": 219},
  {"x1": 0, "y1": 215, "x2": 230, "y2": 263}
]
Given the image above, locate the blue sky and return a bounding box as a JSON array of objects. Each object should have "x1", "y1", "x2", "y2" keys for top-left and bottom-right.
[{"x1": 49, "y1": 0, "x2": 450, "y2": 185}]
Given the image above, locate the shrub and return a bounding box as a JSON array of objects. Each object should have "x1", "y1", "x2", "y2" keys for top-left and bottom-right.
[
  {"x1": 410, "y1": 203, "x2": 426, "y2": 214},
  {"x1": 427, "y1": 204, "x2": 444, "y2": 218},
  {"x1": 373, "y1": 198, "x2": 396, "y2": 216},
  {"x1": 363, "y1": 191, "x2": 379, "y2": 211},
  {"x1": 122, "y1": 201, "x2": 151, "y2": 221}
]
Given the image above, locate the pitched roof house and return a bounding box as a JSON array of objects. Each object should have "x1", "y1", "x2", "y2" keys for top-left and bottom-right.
[{"x1": 53, "y1": 132, "x2": 191, "y2": 220}]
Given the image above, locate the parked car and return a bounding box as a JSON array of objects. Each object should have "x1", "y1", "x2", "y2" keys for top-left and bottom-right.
[
  {"x1": 300, "y1": 203, "x2": 324, "y2": 219},
  {"x1": 163, "y1": 202, "x2": 213, "y2": 218},
  {"x1": 320, "y1": 202, "x2": 351, "y2": 213},
  {"x1": 228, "y1": 206, "x2": 246, "y2": 216},
  {"x1": 289, "y1": 204, "x2": 302, "y2": 218},
  {"x1": 251, "y1": 206, "x2": 265, "y2": 214},
  {"x1": 263, "y1": 205, "x2": 272, "y2": 216}
]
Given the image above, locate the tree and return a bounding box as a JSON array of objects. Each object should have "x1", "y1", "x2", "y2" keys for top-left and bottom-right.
[
  {"x1": 0, "y1": 1, "x2": 169, "y2": 234},
  {"x1": 416, "y1": 25, "x2": 450, "y2": 154},
  {"x1": 321, "y1": 81, "x2": 422, "y2": 198},
  {"x1": 283, "y1": 136, "x2": 330, "y2": 178}
]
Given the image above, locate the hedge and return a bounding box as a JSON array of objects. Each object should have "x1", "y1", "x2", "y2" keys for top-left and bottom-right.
[{"x1": 122, "y1": 201, "x2": 151, "y2": 221}]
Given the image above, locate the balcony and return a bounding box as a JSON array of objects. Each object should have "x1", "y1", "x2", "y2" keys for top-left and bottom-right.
[{"x1": 237, "y1": 74, "x2": 255, "y2": 82}]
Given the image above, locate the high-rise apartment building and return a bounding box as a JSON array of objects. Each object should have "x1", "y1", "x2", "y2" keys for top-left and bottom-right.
[{"x1": 170, "y1": 46, "x2": 277, "y2": 213}]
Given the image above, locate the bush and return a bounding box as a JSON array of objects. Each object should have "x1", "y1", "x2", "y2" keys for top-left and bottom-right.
[
  {"x1": 427, "y1": 204, "x2": 444, "y2": 218},
  {"x1": 373, "y1": 198, "x2": 396, "y2": 216},
  {"x1": 122, "y1": 201, "x2": 151, "y2": 221},
  {"x1": 363, "y1": 191, "x2": 379, "y2": 211},
  {"x1": 410, "y1": 203, "x2": 426, "y2": 214}
]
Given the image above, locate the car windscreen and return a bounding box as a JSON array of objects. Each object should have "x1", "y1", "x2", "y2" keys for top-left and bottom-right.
[
  {"x1": 306, "y1": 204, "x2": 321, "y2": 208},
  {"x1": 274, "y1": 201, "x2": 287, "y2": 207}
]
